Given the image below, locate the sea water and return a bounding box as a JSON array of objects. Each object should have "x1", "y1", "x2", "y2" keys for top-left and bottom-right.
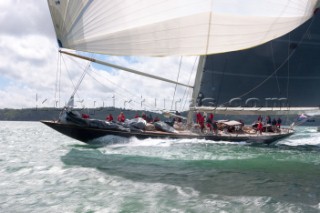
[{"x1": 0, "y1": 121, "x2": 320, "y2": 212}]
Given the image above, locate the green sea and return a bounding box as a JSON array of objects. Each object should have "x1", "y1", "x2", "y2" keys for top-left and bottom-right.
[{"x1": 0, "y1": 121, "x2": 320, "y2": 212}]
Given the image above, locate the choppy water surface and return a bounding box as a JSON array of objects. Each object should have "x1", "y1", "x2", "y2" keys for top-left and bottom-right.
[{"x1": 0, "y1": 121, "x2": 320, "y2": 212}]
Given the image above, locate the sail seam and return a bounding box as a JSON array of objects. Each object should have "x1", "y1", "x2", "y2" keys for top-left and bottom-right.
[{"x1": 205, "y1": 0, "x2": 213, "y2": 55}]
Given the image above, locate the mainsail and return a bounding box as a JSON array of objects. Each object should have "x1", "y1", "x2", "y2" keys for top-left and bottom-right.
[
  {"x1": 48, "y1": 0, "x2": 318, "y2": 56},
  {"x1": 196, "y1": 9, "x2": 320, "y2": 115}
]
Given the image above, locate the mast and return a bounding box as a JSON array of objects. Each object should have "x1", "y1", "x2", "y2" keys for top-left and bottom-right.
[{"x1": 187, "y1": 56, "x2": 206, "y2": 124}]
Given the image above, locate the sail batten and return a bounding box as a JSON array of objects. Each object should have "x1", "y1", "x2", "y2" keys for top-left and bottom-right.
[{"x1": 48, "y1": 0, "x2": 319, "y2": 56}]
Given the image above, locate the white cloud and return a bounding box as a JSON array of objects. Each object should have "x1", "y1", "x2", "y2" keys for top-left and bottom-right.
[{"x1": 0, "y1": 0, "x2": 198, "y2": 112}]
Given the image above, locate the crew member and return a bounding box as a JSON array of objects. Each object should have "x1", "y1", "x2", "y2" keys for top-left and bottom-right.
[
  {"x1": 199, "y1": 114, "x2": 205, "y2": 132},
  {"x1": 82, "y1": 113, "x2": 90, "y2": 119},
  {"x1": 208, "y1": 113, "x2": 214, "y2": 123},
  {"x1": 141, "y1": 112, "x2": 147, "y2": 121},
  {"x1": 175, "y1": 111, "x2": 182, "y2": 122},
  {"x1": 106, "y1": 113, "x2": 113, "y2": 121},
  {"x1": 117, "y1": 112, "x2": 125, "y2": 122},
  {"x1": 266, "y1": 115, "x2": 271, "y2": 124},
  {"x1": 154, "y1": 116, "x2": 160, "y2": 122},
  {"x1": 277, "y1": 117, "x2": 282, "y2": 128},
  {"x1": 147, "y1": 114, "x2": 153, "y2": 123},
  {"x1": 196, "y1": 112, "x2": 202, "y2": 124},
  {"x1": 212, "y1": 121, "x2": 218, "y2": 135}
]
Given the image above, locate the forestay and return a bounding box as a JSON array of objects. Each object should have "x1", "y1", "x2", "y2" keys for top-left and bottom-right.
[{"x1": 47, "y1": 0, "x2": 319, "y2": 56}]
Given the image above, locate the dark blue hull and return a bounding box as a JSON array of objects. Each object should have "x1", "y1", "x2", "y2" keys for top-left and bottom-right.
[{"x1": 41, "y1": 120, "x2": 293, "y2": 145}]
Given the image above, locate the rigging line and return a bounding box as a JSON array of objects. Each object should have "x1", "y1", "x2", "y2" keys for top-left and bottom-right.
[
  {"x1": 79, "y1": 54, "x2": 140, "y2": 109},
  {"x1": 60, "y1": 53, "x2": 92, "y2": 102},
  {"x1": 60, "y1": 54, "x2": 79, "y2": 99},
  {"x1": 58, "y1": 54, "x2": 62, "y2": 107},
  {"x1": 286, "y1": 33, "x2": 291, "y2": 102},
  {"x1": 216, "y1": 58, "x2": 228, "y2": 107},
  {"x1": 270, "y1": 41, "x2": 281, "y2": 94},
  {"x1": 91, "y1": 70, "x2": 139, "y2": 104},
  {"x1": 54, "y1": 52, "x2": 60, "y2": 106},
  {"x1": 88, "y1": 66, "x2": 155, "y2": 109},
  {"x1": 221, "y1": 16, "x2": 316, "y2": 105},
  {"x1": 170, "y1": 56, "x2": 183, "y2": 111},
  {"x1": 71, "y1": 52, "x2": 96, "y2": 98},
  {"x1": 71, "y1": 61, "x2": 91, "y2": 98},
  {"x1": 88, "y1": 72, "x2": 140, "y2": 108},
  {"x1": 86, "y1": 68, "x2": 155, "y2": 110},
  {"x1": 60, "y1": 50, "x2": 193, "y2": 88},
  {"x1": 60, "y1": 52, "x2": 148, "y2": 110},
  {"x1": 181, "y1": 56, "x2": 199, "y2": 111}
]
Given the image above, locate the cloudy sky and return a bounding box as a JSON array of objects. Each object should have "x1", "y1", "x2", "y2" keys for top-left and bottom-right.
[{"x1": 0, "y1": 0, "x2": 197, "y2": 111}]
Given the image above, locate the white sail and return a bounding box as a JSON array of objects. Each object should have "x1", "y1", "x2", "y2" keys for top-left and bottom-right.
[{"x1": 47, "y1": 0, "x2": 319, "y2": 56}]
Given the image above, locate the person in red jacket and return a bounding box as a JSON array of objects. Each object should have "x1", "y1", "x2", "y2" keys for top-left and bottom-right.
[
  {"x1": 106, "y1": 113, "x2": 113, "y2": 122},
  {"x1": 206, "y1": 122, "x2": 212, "y2": 131},
  {"x1": 199, "y1": 115, "x2": 205, "y2": 132},
  {"x1": 117, "y1": 112, "x2": 125, "y2": 122},
  {"x1": 208, "y1": 113, "x2": 214, "y2": 123},
  {"x1": 82, "y1": 113, "x2": 90, "y2": 119},
  {"x1": 196, "y1": 112, "x2": 202, "y2": 124}
]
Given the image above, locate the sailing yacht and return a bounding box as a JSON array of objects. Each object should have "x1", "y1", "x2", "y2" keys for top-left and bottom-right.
[{"x1": 42, "y1": 0, "x2": 320, "y2": 144}]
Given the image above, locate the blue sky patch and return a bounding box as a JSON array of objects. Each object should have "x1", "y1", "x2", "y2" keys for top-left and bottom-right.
[{"x1": 0, "y1": 76, "x2": 11, "y2": 89}]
